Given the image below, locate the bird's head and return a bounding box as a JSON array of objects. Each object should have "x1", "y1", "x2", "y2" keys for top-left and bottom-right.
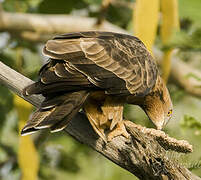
[{"x1": 142, "y1": 77, "x2": 173, "y2": 130}]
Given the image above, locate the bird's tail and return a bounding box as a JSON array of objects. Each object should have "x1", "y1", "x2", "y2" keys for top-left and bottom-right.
[{"x1": 21, "y1": 89, "x2": 89, "y2": 136}]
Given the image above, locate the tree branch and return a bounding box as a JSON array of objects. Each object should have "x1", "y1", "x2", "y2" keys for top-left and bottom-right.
[
  {"x1": 0, "y1": 11, "x2": 128, "y2": 42},
  {"x1": 0, "y1": 61, "x2": 200, "y2": 180},
  {"x1": 0, "y1": 62, "x2": 43, "y2": 107}
]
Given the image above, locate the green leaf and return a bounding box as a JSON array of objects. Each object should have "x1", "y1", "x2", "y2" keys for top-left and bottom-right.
[
  {"x1": 180, "y1": 115, "x2": 201, "y2": 135},
  {"x1": 162, "y1": 27, "x2": 201, "y2": 51},
  {"x1": 83, "y1": 0, "x2": 102, "y2": 5},
  {"x1": 107, "y1": 4, "x2": 132, "y2": 28},
  {"x1": 179, "y1": 0, "x2": 201, "y2": 26},
  {"x1": 0, "y1": 86, "x2": 13, "y2": 130},
  {"x1": 38, "y1": 0, "x2": 87, "y2": 14},
  {"x1": 2, "y1": 0, "x2": 29, "y2": 12},
  {"x1": 185, "y1": 73, "x2": 201, "y2": 81}
]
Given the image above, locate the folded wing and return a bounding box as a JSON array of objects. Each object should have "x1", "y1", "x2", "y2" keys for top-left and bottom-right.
[{"x1": 43, "y1": 31, "x2": 158, "y2": 96}]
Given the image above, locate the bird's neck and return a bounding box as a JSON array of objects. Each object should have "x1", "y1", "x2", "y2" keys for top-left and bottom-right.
[
  {"x1": 125, "y1": 76, "x2": 165, "y2": 105},
  {"x1": 125, "y1": 94, "x2": 145, "y2": 105}
]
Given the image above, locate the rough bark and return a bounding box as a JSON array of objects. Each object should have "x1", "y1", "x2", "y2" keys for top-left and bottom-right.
[{"x1": 0, "y1": 61, "x2": 200, "y2": 180}]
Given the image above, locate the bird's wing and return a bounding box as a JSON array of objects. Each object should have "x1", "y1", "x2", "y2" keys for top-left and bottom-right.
[
  {"x1": 24, "y1": 60, "x2": 93, "y2": 96},
  {"x1": 43, "y1": 31, "x2": 158, "y2": 96}
]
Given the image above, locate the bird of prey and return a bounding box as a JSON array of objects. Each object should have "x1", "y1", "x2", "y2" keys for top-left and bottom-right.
[{"x1": 22, "y1": 31, "x2": 173, "y2": 142}]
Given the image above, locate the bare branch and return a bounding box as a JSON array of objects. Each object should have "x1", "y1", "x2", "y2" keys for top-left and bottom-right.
[
  {"x1": 0, "y1": 11, "x2": 128, "y2": 42},
  {"x1": 0, "y1": 61, "x2": 199, "y2": 180},
  {"x1": 0, "y1": 61, "x2": 44, "y2": 107}
]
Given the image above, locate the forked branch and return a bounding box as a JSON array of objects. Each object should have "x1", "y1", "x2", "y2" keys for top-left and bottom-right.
[{"x1": 0, "y1": 61, "x2": 199, "y2": 180}]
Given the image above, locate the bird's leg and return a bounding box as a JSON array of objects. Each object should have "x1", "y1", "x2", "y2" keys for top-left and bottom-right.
[
  {"x1": 84, "y1": 98, "x2": 107, "y2": 142},
  {"x1": 107, "y1": 121, "x2": 129, "y2": 141},
  {"x1": 84, "y1": 95, "x2": 129, "y2": 142},
  {"x1": 101, "y1": 97, "x2": 129, "y2": 141}
]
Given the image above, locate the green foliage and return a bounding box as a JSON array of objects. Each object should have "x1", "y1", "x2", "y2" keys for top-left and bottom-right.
[
  {"x1": 166, "y1": 27, "x2": 201, "y2": 51},
  {"x1": 0, "y1": 53, "x2": 15, "y2": 68},
  {"x1": 179, "y1": 0, "x2": 201, "y2": 26},
  {"x1": 2, "y1": 0, "x2": 29, "y2": 12},
  {"x1": 2, "y1": 0, "x2": 42, "y2": 13},
  {"x1": 168, "y1": 84, "x2": 186, "y2": 103},
  {"x1": 160, "y1": 0, "x2": 201, "y2": 52},
  {"x1": 38, "y1": 0, "x2": 87, "y2": 14},
  {"x1": 83, "y1": 0, "x2": 102, "y2": 5},
  {"x1": 185, "y1": 73, "x2": 201, "y2": 81},
  {"x1": 0, "y1": 86, "x2": 13, "y2": 131},
  {"x1": 180, "y1": 115, "x2": 201, "y2": 135},
  {"x1": 106, "y1": 4, "x2": 132, "y2": 28}
]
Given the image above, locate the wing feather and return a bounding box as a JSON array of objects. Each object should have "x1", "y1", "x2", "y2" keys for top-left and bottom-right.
[{"x1": 42, "y1": 31, "x2": 158, "y2": 96}]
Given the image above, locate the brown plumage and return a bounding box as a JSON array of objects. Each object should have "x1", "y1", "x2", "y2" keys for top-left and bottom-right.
[{"x1": 22, "y1": 31, "x2": 173, "y2": 141}]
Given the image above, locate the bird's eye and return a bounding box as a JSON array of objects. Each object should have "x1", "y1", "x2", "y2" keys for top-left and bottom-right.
[{"x1": 167, "y1": 109, "x2": 172, "y2": 117}]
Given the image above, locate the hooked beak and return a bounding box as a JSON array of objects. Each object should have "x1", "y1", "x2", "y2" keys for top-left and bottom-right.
[
  {"x1": 155, "y1": 120, "x2": 164, "y2": 130},
  {"x1": 154, "y1": 116, "x2": 170, "y2": 130}
]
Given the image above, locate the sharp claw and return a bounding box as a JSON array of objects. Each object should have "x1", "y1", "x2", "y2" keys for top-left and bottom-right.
[{"x1": 107, "y1": 121, "x2": 130, "y2": 141}]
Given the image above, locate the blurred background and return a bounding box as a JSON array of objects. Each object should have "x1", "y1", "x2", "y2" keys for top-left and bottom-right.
[{"x1": 0, "y1": 0, "x2": 201, "y2": 179}]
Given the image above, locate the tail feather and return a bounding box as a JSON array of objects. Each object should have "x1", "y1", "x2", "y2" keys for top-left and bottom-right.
[
  {"x1": 50, "y1": 100, "x2": 84, "y2": 132},
  {"x1": 21, "y1": 108, "x2": 54, "y2": 135},
  {"x1": 40, "y1": 93, "x2": 74, "y2": 109},
  {"x1": 21, "y1": 90, "x2": 89, "y2": 135},
  {"x1": 35, "y1": 100, "x2": 74, "y2": 129}
]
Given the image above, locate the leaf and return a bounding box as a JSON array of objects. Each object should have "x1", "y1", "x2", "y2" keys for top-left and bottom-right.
[
  {"x1": 83, "y1": 0, "x2": 102, "y2": 5},
  {"x1": 161, "y1": 49, "x2": 173, "y2": 83},
  {"x1": 180, "y1": 115, "x2": 201, "y2": 135},
  {"x1": 169, "y1": 27, "x2": 201, "y2": 51},
  {"x1": 14, "y1": 95, "x2": 39, "y2": 180},
  {"x1": 0, "y1": 86, "x2": 13, "y2": 130},
  {"x1": 185, "y1": 73, "x2": 201, "y2": 82},
  {"x1": 160, "y1": 0, "x2": 180, "y2": 44},
  {"x1": 133, "y1": 0, "x2": 160, "y2": 53},
  {"x1": 38, "y1": 0, "x2": 87, "y2": 14},
  {"x1": 179, "y1": 0, "x2": 201, "y2": 26},
  {"x1": 2, "y1": 0, "x2": 29, "y2": 12},
  {"x1": 106, "y1": 4, "x2": 132, "y2": 28},
  {"x1": 160, "y1": 0, "x2": 180, "y2": 82}
]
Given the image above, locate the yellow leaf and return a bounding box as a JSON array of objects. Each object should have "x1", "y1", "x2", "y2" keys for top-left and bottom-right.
[
  {"x1": 133, "y1": 0, "x2": 160, "y2": 54},
  {"x1": 14, "y1": 95, "x2": 39, "y2": 180},
  {"x1": 160, "y1": 0, "x2": 180, "y2": 82},
  {"x1": 161, "y1": 49, "x2": 172, "y2": 83},
  {"x1": 160, "y1": 0, "x2": 179, "y2": 44}
]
